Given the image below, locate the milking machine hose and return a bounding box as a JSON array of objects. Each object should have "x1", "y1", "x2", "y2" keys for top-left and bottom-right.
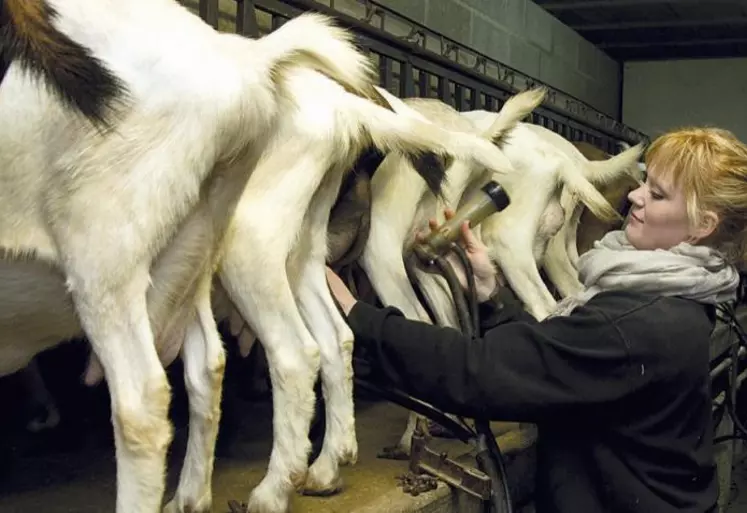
[{"x1": 431, "y1": 248, "x2": 514, "y2": 513}]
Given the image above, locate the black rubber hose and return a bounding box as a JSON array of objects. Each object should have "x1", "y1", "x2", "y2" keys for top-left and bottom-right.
[
  {"x1": 433, "y1": 254, "x2": 474, "y2": 338},
  {"x1": 450, "y1": 243, "x2": 480, "y2": 335},
  {"x1": 352, "y1": 376, "x2": 476, "y2": 442},
  {"x1": 403, "y1": 252, "x2": 440, "y2": 325},
  {"x1": 474, "y1": 419, "x2": 514, "y2": 513}
]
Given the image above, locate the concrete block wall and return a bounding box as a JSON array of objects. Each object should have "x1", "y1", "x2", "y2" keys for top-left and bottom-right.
[{"x1": 375, "y1": 0, "x2": 622, "y2": 117}]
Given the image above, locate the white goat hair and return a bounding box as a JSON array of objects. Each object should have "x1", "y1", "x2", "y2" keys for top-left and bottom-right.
[
  {"x1": 0, "y1": 5, "x2": 529, "y2": 511},
  {"x1": 0, "y1": 1, "x2": 402, "y2": 512}
]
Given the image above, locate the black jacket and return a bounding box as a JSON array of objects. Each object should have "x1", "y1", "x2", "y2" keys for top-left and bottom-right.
[{"x1": 347, "y1": 289, "x2": 718, "y2": 513}]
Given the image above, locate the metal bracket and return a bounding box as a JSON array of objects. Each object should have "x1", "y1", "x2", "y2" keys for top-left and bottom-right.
[{"x1": 400, "y1": 421, "x2": 492, "y2": 501}]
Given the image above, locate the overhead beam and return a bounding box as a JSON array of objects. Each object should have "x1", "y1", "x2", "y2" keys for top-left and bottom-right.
[
  {"x1": 541, "y1": 0, "x2": 704, "y2": 11},
  {"x1": 610, "y1": 45, "x2": 747, "y2": 61},
  {"x1": 572, "y1": 17, "x2": 747, "y2": 31},
  {"x1": 598, "y1": 37, "x2": 747, "y2": 49}
]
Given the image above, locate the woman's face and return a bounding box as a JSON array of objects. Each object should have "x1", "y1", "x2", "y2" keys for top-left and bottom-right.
[{"x1": 625, "y1": 165, "x2": 694, "y2": 250}]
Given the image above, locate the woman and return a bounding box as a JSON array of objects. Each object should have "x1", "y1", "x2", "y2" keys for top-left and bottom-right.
[{"x1": 326, "y1": 127, "x2": 747, "y2": 513}]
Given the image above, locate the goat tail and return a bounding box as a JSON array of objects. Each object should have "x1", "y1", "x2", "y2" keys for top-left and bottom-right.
[
  {"x1": 482, "y1": 86, "x2": 547, "y2": 144},
  {"x1": 0, "y1": 0, "x2": 128, "y2": 127},
  {"x1": 557, "y1": 158, "x2": 622, "y2": 223},
  {"x1": 353, "y1": 89, "x2": 523, "y2": 199},
  {"x1": 263, "y1": 12, "x2": 377, "y2": 103},
  {"x1": 583, "y1": 142, "x2": 646, "y2": 185}
]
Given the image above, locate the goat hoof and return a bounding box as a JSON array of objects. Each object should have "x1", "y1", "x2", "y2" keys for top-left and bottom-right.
[
  {"x1": 245, "y1": 482, "x2": 290, "y2": 513},
  {"x1": 426, "y1": 419, "x2": 458, "y2": 439},
  {"x1": 300, "y1": 475, "x2": 344, "y2": 497},
  {"x1": 338, "y1": 440, "x2": 358, "y2": 466},
  {"x1": 304, "y1": 453, "x2": 343, "y2": 496},
  {"x1": 164, "y1": 497, "x2": 211, "y2": 513},
  {"x1": 377, "y1": 445, "x2": 410, "y2": 461},
  {"x1": 227, "y1": 500, "x2": 248, "y2": 513}
]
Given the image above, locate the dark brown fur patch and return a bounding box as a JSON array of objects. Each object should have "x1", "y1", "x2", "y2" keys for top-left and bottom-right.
[
  {"x1": 0, "y1": 0, "x2": 128, "y2": 127},
  {"x1": 404, "y1": 150, "x2": 449, "y2": 198},
  {"x1": 327, "y1": 146, "x2": 384, "y2": 267}
]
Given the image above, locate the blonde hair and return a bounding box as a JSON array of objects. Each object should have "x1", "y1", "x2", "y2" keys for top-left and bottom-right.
[{"x1": 645, "y1": 127, "x2": 747, "y2": 267}]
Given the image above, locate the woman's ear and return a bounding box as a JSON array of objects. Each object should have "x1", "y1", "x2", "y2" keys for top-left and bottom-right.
[{"x1": 690, "y1": 210, "x2": 720, "y2": 243}]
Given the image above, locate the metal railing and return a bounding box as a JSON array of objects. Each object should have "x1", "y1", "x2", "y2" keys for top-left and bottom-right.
[{"x1": 182, "y1": 0, "x2": 649, "y2": 153}]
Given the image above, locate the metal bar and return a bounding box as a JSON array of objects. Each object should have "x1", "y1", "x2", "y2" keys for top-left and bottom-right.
[
  {"x1": 379, "y1": 56, "x2": 394, "y2": 92},
  {"x1": 409, "y1": 431, "x2": 492, "y2": 501},
  {"x1": 271, "y1": 14, "x2": 285, "y2": 30},
  {"x1": 437, "y1": 76, "x2": 450, "y2": 104},
  {"x1": 572, "y1": 17, "x2": 747, "y2": 32},
  {"x1": 236, "y1": 0, "x2": 260, "y2": 36},
  {"x1": 710, "y1": 347, "x2": 747, "y2": 380},
  {"x1": 400, "y1": 60, "x2": 415, "y2": 98},
  {"x1": 471, "y1": 88, "x2": 482, "y2": 110},
  {"x1": 417, "y1": 69, "x2": 429, "y2": 97},
  {"x1": 454, "y1": 83, "x2": 466, "y2": 111},
  {"x1": 199, "y1": 0, "x2": 220, "y2": 28}
]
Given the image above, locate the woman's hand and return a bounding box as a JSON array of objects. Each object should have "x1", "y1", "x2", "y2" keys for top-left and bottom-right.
[
  {"x1": 417, "y1": 209, "x2": 499, "y2": 302},
  {"x1": 325, "y1": 267, "x2": 358, "y2": 316}
]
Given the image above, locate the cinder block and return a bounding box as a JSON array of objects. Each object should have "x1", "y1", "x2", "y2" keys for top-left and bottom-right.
[
  {"x1": 577, "y1": 39, "x2": 600, "y2": 79},
  {"x1": 524, "y1": 0, "x2": 553, "y2": 53},
  {"x1": 507, "y1": 34, "x2": 541, "y2": 78},
  {"x1": 426, "y1": 0, "x2": 473, "y2": 43},
  {"x1": 539, "y1": 52, "x2": 586, "y2": 99},
  {"x1": 375, "y1": 0, "x2": 427, "y2": 23},
  {"x1": 462, "y1": 0, "x2": 508, "y2": 22},
  {"x1": 471, "y1": 14, "x2": 510, "y2": 63},
  {"x1": 552, "y1": 22, "x2": 579, "y2": 66},
  {"x1": 502, "y1": 0, "x2": 526, "y2": 35},
  {"x1": 333, "y1": 0, "x2": 367, "y2": 19}
]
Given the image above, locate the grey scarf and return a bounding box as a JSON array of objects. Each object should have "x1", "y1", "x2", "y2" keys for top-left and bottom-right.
[{"x1": 549, "y1": 230, "x2": 740, "y2": 318}]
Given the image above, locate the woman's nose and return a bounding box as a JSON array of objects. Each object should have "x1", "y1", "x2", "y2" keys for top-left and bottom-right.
[{"x1": 627, "y1": 185, "x2": 644, "y2": 207}]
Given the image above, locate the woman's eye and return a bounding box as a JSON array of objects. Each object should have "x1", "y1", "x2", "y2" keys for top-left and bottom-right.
[{"x1": 650, "y1": 191, "x2": 664, "y2": 200}]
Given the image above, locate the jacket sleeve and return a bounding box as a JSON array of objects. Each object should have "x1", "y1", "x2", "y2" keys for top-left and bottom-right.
[
  {"x1": 478, "y1": 286, "x2": 539, "y2": 332},
  {"x1": 347, "y1": 297, "x2": 642, "y2": 423}
]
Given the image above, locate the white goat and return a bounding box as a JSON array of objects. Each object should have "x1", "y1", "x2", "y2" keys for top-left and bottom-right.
[
  {"x1": 542, "y1": 142, "x2": 645, "y2": 298},
  {"x1": 357, "y1": 89, "x2": 545, "y2": 459},
  {"x1": 462, "y1": 115, "x2": 645, "y2": 319},
  {"x1": 0, "y1": 1, "x2": 399, "y2": 512}
]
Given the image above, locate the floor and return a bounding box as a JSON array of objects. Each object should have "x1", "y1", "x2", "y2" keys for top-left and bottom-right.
[{"x1": 1, "y1": 338, "x2": 746, "y2": 513}]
